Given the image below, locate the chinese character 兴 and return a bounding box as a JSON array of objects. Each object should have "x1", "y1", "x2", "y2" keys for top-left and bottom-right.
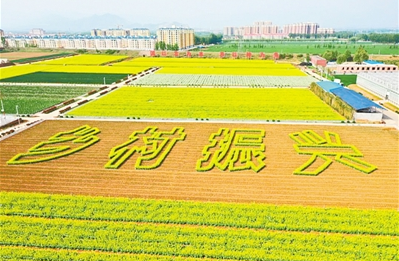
[{"x1": 290, "y1": 130, "x2": 377, "y2": 175}]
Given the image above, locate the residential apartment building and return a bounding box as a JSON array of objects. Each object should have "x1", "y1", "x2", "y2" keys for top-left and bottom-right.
[
  {"x1": 283, "y1": 22, "x2": 319, "y2": 35},
  {"x1": 224, "y1": 21, "x2": 332, "y2": 39},
  {"x1": 224, "y1": 21, "x2": 286, "y2": 40},
  {"x1": 317, "y1": 28, "x2": 335, "y2": 35},
  {"x1": 129, "y1": 29, "x2": 150, "y2": 37},
  {"x1": 29, "y1": 28, "x2": 46, "y2": 36},
  {"x1": 223, "y1": 26, "x2": 235, "y2": 37},
  {"x1": 6, "y1": 36, "x2": 156, "y2": 51},
  {"x1": 91, "y1": 28, "x2": 150, "y2": 37},
  {"x1": 156, "y1": 27, "x2": 194, "y2": 50}
]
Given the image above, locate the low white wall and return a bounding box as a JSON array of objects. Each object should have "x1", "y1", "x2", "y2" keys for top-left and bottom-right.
[{"x1": 354, "y1": 112, "x2": 383, "y2": 122}]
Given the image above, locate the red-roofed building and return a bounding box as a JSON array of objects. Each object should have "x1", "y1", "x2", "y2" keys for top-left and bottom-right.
[{"x1": 310, "y1": 55, "x2": 327, "y2": 67}]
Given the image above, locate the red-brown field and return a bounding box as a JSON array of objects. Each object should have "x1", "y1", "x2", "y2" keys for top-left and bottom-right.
[
  {"x1": 1, "y1": 120, "x2": 398, "y2": 209},
  {"x1": 0, "y1": 52, "x2": 56, "y2": 60}
]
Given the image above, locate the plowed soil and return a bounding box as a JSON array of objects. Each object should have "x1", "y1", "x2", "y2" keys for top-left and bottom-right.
[
  {"x1": 0, "y1": 52, "x2": 55, "y2": 60},
  {"x1": 1, "y1": 120, "x2": 398, "y2": 209}
]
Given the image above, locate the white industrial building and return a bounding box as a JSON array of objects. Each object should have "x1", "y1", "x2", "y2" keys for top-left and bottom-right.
[{"x1": 357, "y1": 72, "x2": 399, "y2": 106}]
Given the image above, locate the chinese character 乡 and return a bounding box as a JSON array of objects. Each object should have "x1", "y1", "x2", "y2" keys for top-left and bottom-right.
[
  {"x1": 290, "y1": 130, "x2": 377, "y2": 175},
  {"x1": 7, "y1": 125, "x2": 100, "y2": 165},
  {"x1": 105, "y1": 127, "x2": 186, "y2": 170},
  {"x1": 196, "y1": 128, "x2": 266, "y2": 173}
]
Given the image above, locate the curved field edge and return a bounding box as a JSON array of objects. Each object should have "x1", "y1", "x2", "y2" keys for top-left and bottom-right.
[{"x1": 1, "y1": 191, "x2": 397, "y2": 236}]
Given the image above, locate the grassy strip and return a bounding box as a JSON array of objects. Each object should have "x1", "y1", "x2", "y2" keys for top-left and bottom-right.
[
  {"x1": 1, "y1": 192, "x2": 397, "y2": 236},
  {"x1": 346, "y1": 84, "x2": 382, "y2": 101},
  {"x1": 334, "y1": 75, "x2": 357, "y2": 86},
  {"x1": 205, "y1": 42, "x2": 396, "y2": 55},
  {"x1": 382, "y1": 102, "x2": 399, "y2": 112}
]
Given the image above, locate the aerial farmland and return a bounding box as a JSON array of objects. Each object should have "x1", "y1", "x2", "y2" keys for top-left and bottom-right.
[{"x1": 0, "y1": 52, "x2": 398, "y2": 261}]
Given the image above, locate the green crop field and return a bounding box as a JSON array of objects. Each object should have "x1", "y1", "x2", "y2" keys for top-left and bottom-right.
[
  {"x1": 0, "y1": 64, "x2": 148, "y2": 81},
  {"x1": 0, "y1": 192, "x2": 397, "y2": 260},
  {"x1": 68, "y1": 87, "x2": 345, "y2": 120},
  {"x1": 0, "y1": 85, "x2": 98, "y2": 114},
  {"x1": 205, "y1": 41, "x2": 397, "y2": 55},
  {"x1": 0, "y1": 72, "x2": 128, "y2": 84},
  {"x1": 334, "y1": 75, "x2": 358, "y2": 86}
]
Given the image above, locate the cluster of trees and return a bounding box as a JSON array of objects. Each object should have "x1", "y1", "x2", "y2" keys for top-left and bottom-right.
[
  {"x1": 288, "y1": 32, "x2": 399, "y2": 44},
  {"x1": 1, "y1": 37, "x2": 6, "y2": 48},
  {"x1": 356, "y1": 33, "x2": 399, "y2": 43},
  {"x1": 353, "y1": 47, "x2": 370, "y2": 63},
  {"x1": 322, "y1": 47, "x2": 369, "y2": 64},
  {"x1": 288, "y1": 33, "x2": 335, "y2": 39},
  {"x1": 278, "y1": 53, "x2": 294, "y2": 59},
  {"x1": 194, "y1": 33, "x2": 223, "y2": 45},
  {"x1": 155, "y1": 41, "x2": 179, "y2": 51},
  {"x1": 322, "y1": 50, "x2": 352, "y2": 64}
]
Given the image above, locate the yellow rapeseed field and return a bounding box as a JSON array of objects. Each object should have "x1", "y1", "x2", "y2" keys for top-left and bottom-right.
[{"x1": 113, "y1": 57, "x2": 306, "y2": 76}]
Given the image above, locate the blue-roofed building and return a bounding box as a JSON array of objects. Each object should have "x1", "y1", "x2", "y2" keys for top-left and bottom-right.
[
  {"x1": 316, "y1": 81, "x2": 342, "y2": 92},
  {"x1": 330, "y1": 88, "x2": 384, "y2": 111},
  {"x1": 314, "y1": 81, "x2": 384, "y2": 122},
  {"x1": 363, "y1": 60, "x2": 384, "y2": 65},
  {"x1": 330, "y1": 87, "x2": 384, "y2": 121}
]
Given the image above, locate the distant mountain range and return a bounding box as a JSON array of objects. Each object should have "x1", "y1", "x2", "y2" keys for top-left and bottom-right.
[{"x1": 5, "y1": 13, "x2": 192, "y2": 33}]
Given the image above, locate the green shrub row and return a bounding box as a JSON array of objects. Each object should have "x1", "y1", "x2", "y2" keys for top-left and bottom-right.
[{"x1": 310, "y1": 82, "x2": 353, "y2": 120}]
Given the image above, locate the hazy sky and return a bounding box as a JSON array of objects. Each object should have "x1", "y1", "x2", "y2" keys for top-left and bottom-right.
[{"x1": 1, "y1": 0, "x2": 398, "y2": 31}]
